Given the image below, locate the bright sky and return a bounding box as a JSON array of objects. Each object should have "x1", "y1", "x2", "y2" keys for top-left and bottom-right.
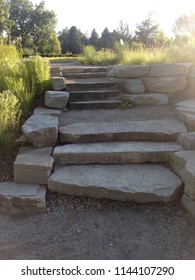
[{"x1": 32, "y1": 0, "x2": 195, "y2": 37}]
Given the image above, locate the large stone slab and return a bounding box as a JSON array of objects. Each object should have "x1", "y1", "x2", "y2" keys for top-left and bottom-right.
[
  {"x1": 142, "y1": 76, "x2": 187, "y2": 93},
  {"x1": 126, "y1": 93, "x2": 169, "y2": 105},
  {"x1": 44, "y1": 91, "x2": 69, "y2": 109},
  {"x1": 107, "y1": 65, "x2": 149, "y2": 78},
  {"x1": 48, "y1": 164, "x2": 183, "y2": 203},
  {"x1": 0, "y1": 182, "x2": 46, "y2": 213},
  {"x1": 170, "y1": 151, "x2": 195, "y2": 200},
  {"x1": 22, "y1": 115, "x2": 58, "y2": 148},
  {"x1": 59, "y1": 119, "x2": 187, "y2": 143},
  {"x1": 53, "y1": 142, "x2": 182, "y2": 165},
  {"x1": 149, "y1": 63, "x2": 191, "y2": 77},
  {"x1": 51, "y1": 77, "x2": 66, "y2": 90},
  {"x1": 177, "y1": 132, "x2": 195, "y2": 150},
  {"x1": 118, "y1": 79, "x2": 145, "y2": 93},
  {"x1": 14, "y1": 146, "x2": 54, "y2": 184}
]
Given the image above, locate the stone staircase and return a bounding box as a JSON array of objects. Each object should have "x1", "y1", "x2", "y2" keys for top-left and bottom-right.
[{"x1": 1, "y1": 64, "x2": 195, "y2": 216}]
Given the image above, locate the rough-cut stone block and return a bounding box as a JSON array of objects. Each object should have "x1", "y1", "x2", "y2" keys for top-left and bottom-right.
[
  {"x1": 44, "y1": 91, "x2": 69, "y2": 109},
  {"x1": 107, "y1": 65, "x2": 150, "y2": 78},
  {"x1": 53, "y1": 141, "x2": 182, "y2": 165},
  {"x1": 14, "y1": 146, "x2": 54, "y2": 184},
  {"x1": 142, "y1": 76, "x2": 187, "y2": 93},
  {"x1": 149, "y1": 63, "x2": 192, "y2": 77},
  {"x1": 175, "y1": 109, "x2": 195, "y2": 131},
  {"x1": 181, "y1": 194, "x2": 195, "y2": 218},
  {"x1": 48, "y1": 164, "x2": 183, "y2": 203},
  {"x1": 22, "y1": 115, "x2": 58, "y2": 148},
  {"x1": 51, "y1": 77, "x2": 66, "y2": 91},
  {"x1": 177, "y1": 132, "x2": 195, "y2": 150},
  {"x1": 175, "y1": 99, "x2": 195, "y2": 109},
  {"x1": 59, "y1": 119, "x2": 187, "y2": 144},
  {"x1": 126, "y1": 93, "x2": 169, "y2": 105},
  {"x1": 0, "y1": 182, "x2": 46, "y2": 213},
  {"x1": 33, "y1": 107, "x2": 62, "y2": 116},
  {"x1": 119, "y1": 79, "x2": 145, "y2": 93},
  {"x1": 170, "y1": 151, "x2": 195, "y2": 200}
]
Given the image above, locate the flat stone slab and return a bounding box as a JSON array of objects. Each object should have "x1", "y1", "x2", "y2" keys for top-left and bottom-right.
[
  {"x1": 44, "y1": 91, "x2": 69, "y2": 109},
  {"x1": 14, "y1": 146, "x2": 54, "y2": 185},
  {"x1": 177, "y1": 132, "x2": 195, "y2": 150},
  {"x1": 33, "y1": 107, "x2": 62, "y2": 116},
  {"x1": 170, "y1": 151, "x2": 195, "y2": 200},
  {"x1": 149, "y1": 63, "x2": 191, "y2": 77},
  {"x1": 107, "y1": 65, "x2": 150, "y2": 78},
  {"x1": 175, "y1": 99, "x2": 195, "y2": 109},
  {"x1": 59, "y1": 119, "x2": 187, "y2": 143},
  {"x1": 53, "y1": 142, "x2": 182, "y2": 165},
  {"x1": 48, "y1": 164, "x2": 183, "y2": 203},
  {"x1": 0, "y1": 182, "x2": 46, "y2": 213},
  {"x1": 22, "y1": 115, "x2": 58, "y2": 148},
  {"x1": 126, "y1": 93, "x2": 169, "y2": 105}
]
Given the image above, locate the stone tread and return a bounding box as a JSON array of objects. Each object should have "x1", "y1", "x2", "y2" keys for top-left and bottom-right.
[
  {"x1": 59, "y1": 119, "x2": 187, "y2": 143},
  {"x1": 48, "y1": 164, "x2": 183, "y2": 203},
  {"x1": 53, "y1": 141, "x2": 182, "y2": 165}
]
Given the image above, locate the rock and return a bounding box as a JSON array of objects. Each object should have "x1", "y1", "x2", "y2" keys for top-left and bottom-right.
[
  {"x1": 22, "y1": 115, "x2": 58, "y2": 148},
  {"x1": 149, "y1": 63, "x2": 191, "y2": 77},
  {"x1": 44, "y1": 91, "x2": 69, "y2": 109},
  {"x1": 189, "y1": 65, "x2": 195, "y2": 78},
  {"x1": 53, "y1": 141, "x2": 182, "y2": 165},
  {"x1": 175, "y1": 99, "x2": 195, "y2": 109},
  {"x1": 33, "y1": 107, "x2": 62, "y2": 116},
  {"x1": 15, "y1": 135, "x2": 28, "y2": 145},
  {"x1": 118, "y1": 79, "x2": 145, "y2": 93},
  {"x1": 170, "y1": 151, "x2": 195, "y2": 200},
  {"x1": 48, "y1": 164, "x2": 183, "y2": 203},
  {"x1": 142, "y1": 76, "x2": 187, "y2": 93},
  {"x1": 51, "y1": 77, "x2": 66, "y2": 91},
  {"x1": 187, "y1": 78, "x2": 195, "y2": 91},
  {"x1": 175, "y1": 109, "x2": 195, "y2": 131},
  {"x1": 59, "y1": 119, "x2": 187, "y2": 144},
  {"x1": 107, "y1": 65, "x2": 149, "y2": 78},
  {"x1": 0, "y1": 182, "x2": 46, "y2": 213},
  {"x1": 126, "y1": 93, "x2": 169, "y2": 105},
  {"x1": 177, "y1": 132, "x2": 195, "y2": 150},
  {"x1": 14, "y1": 146, "x2": 54, "y2": 185},
  {"x1": 181, "y1": 194, "x2": 195, "y2": 218}
]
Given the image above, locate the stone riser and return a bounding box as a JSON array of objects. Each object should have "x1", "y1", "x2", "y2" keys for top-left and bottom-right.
[
  {"x1": 70, "y1": 100, "x2": 121, "y2": 110},
  {"x1": 64, "y1": 72, "x2": 107, "y2": 79},
  {"x1": 69, "y1": 90, "x2": 121, "y2": 101},
  {"x1": 61, "y1": 66, "x2": 107, "y2": 74},
  {"x1": 66, "y1": 82, "x2": 118, "y2": 92}
]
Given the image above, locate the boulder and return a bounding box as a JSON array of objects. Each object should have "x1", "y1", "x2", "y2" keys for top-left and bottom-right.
[
  {"x1": 107, "y1": 65, "x2": 149, "y2": 78},
  {"x1": 44, "y1": 91, "x2": 69, "y2": 109},
  {"x1": 14, "y1": 146, "x2": 54, "y2": 185},
  {"x1": 126, "y1": 93, "x2": 169, "y2": 105},
  {"x1": 51, "y1": 77, "x2": 66, "y2": 91},
  {"x1": 22, "y1": 115, "x2": 58, "y2": 148},
  {"x1": 0, "y1": 182, "x2": 46, "y2": 213},
  {"x1": 142, "y1": 76, "x2": 187, "y2": 93},
  {"x1": 119, "y1": 79, "x2": 145, "y2": 93},
  {"x1": 149, "y1": 63, "x2": 192, "y2": 77}
]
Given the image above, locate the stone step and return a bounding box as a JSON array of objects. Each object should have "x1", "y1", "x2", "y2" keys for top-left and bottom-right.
[
  {"x1": 59, "y1": 119, "x2": 187, "y2": 144},
  {"x1": 70, "y1": 100, "x2": 121, "y2": 110},
  {"x1": 61, "y1": 66, "x2": 107, "y2": 74},
  {"x1": 64, "y1": 72, "x2": 107, "y2": 79},
  {"x1": 53, "y1": 141, "x2": 182, "y2": 165},
  {"x1": 48, "y1": 164, "x2": 183, "y2": 203},
  {"x1": 69, "y1": 89, "x2": 121, "y2": 101},
  {"x1": 177, "y1": 132, "x2": 195, "y2": 150},
  {"x1": 65, "y1": 78, "x2": 118, "y2": 92},
  {"x1": 0, "y1": 182, "x2": 46, "y2": 214}
]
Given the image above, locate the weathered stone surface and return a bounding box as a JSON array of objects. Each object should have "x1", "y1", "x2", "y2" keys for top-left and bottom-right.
[
  {"x1": 170, "y1": 151, "x2": 195, "y2": 200},
  {"x1": 187, "y1": 78, "x2": 195, "y2": 91},
  {"x1": 126, "y1": 93, "x2": 169, "y2": 105},
  {"x1": 177, "y1": 132, "x2": 195, "y2": 150},
  {"x1": 189, "y1": 65, "x2": 195, "y2": 78},
  {"x1": 175, "y1": 99, "x2": 195, "y2": 109},
  {"x1": 119, "y1": 79, "x2": 145, "y2": 93},
  {"x1": 51, "y1": 77, "x2": 66, "y2": 91},
  {"x1": 175, "y1": 109, "x2": 195, "y2": 131},
  {"x1": 22, "y1": 115, "x2": 58, "y2": 148},
  {"x1": 59, "y1": 119, "x2": 187, "y2": 143},
  {"x1": 48, "y1": 164, "x2": 183, "y2": 203},
  {"x1": 107, "y1": 65, "x2": 149, "y2": 78},
  {"x1": 14, "y1": 146, "x2": 54, "y2": 184},
  {"x1": 149, "y1": 63, "x2": 191, "y2": 77},
  {"x1": 53, "y1": 141, "x2": 182, "y2": 165},
  {"x1": 70, "y1": 100, "x2": 121, "y2": 110},
  {"x1": 33, "y1": 107, "x2": 62, "y2": 116},
  {"x1": 0, "y1": 182, "x2": 46, "y2": 213},
  {"x1": 181, "y1": 194, "x2": 195, "y2": 218},
  {"x1": 44, "y1": 91, "x2": 69, "y2": 109},
  {"x1": 142, "y1": 76, "x2": 187, "y2": 93}
]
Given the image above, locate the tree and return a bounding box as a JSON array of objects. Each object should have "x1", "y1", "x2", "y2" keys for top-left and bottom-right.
[
  {"x1": 89, "y1": 28, "x2": 99, "y2": 49},
  {"x1": 68, "y1": 26, "x2": 82, "y2": 54},
  {"x1": 173, "y1": 13, "x2": 195, "y2": 40},
  {"x1": 100, "y1": 27, "x2": 113, "y2": 49},
  {"x1": 134, "y1": 13, "x2": 162, "y2": 47},
  {"x1": 116, "y1": 20, "x2": 132, "y2": 44},
  {"x1": 58, "y1": 28, "x2": 70, "y2": 53}
]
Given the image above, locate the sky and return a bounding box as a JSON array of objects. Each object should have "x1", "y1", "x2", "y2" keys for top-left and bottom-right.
[{"x1": 31, "y1": 0, "x2": 195, "y2": 37}]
